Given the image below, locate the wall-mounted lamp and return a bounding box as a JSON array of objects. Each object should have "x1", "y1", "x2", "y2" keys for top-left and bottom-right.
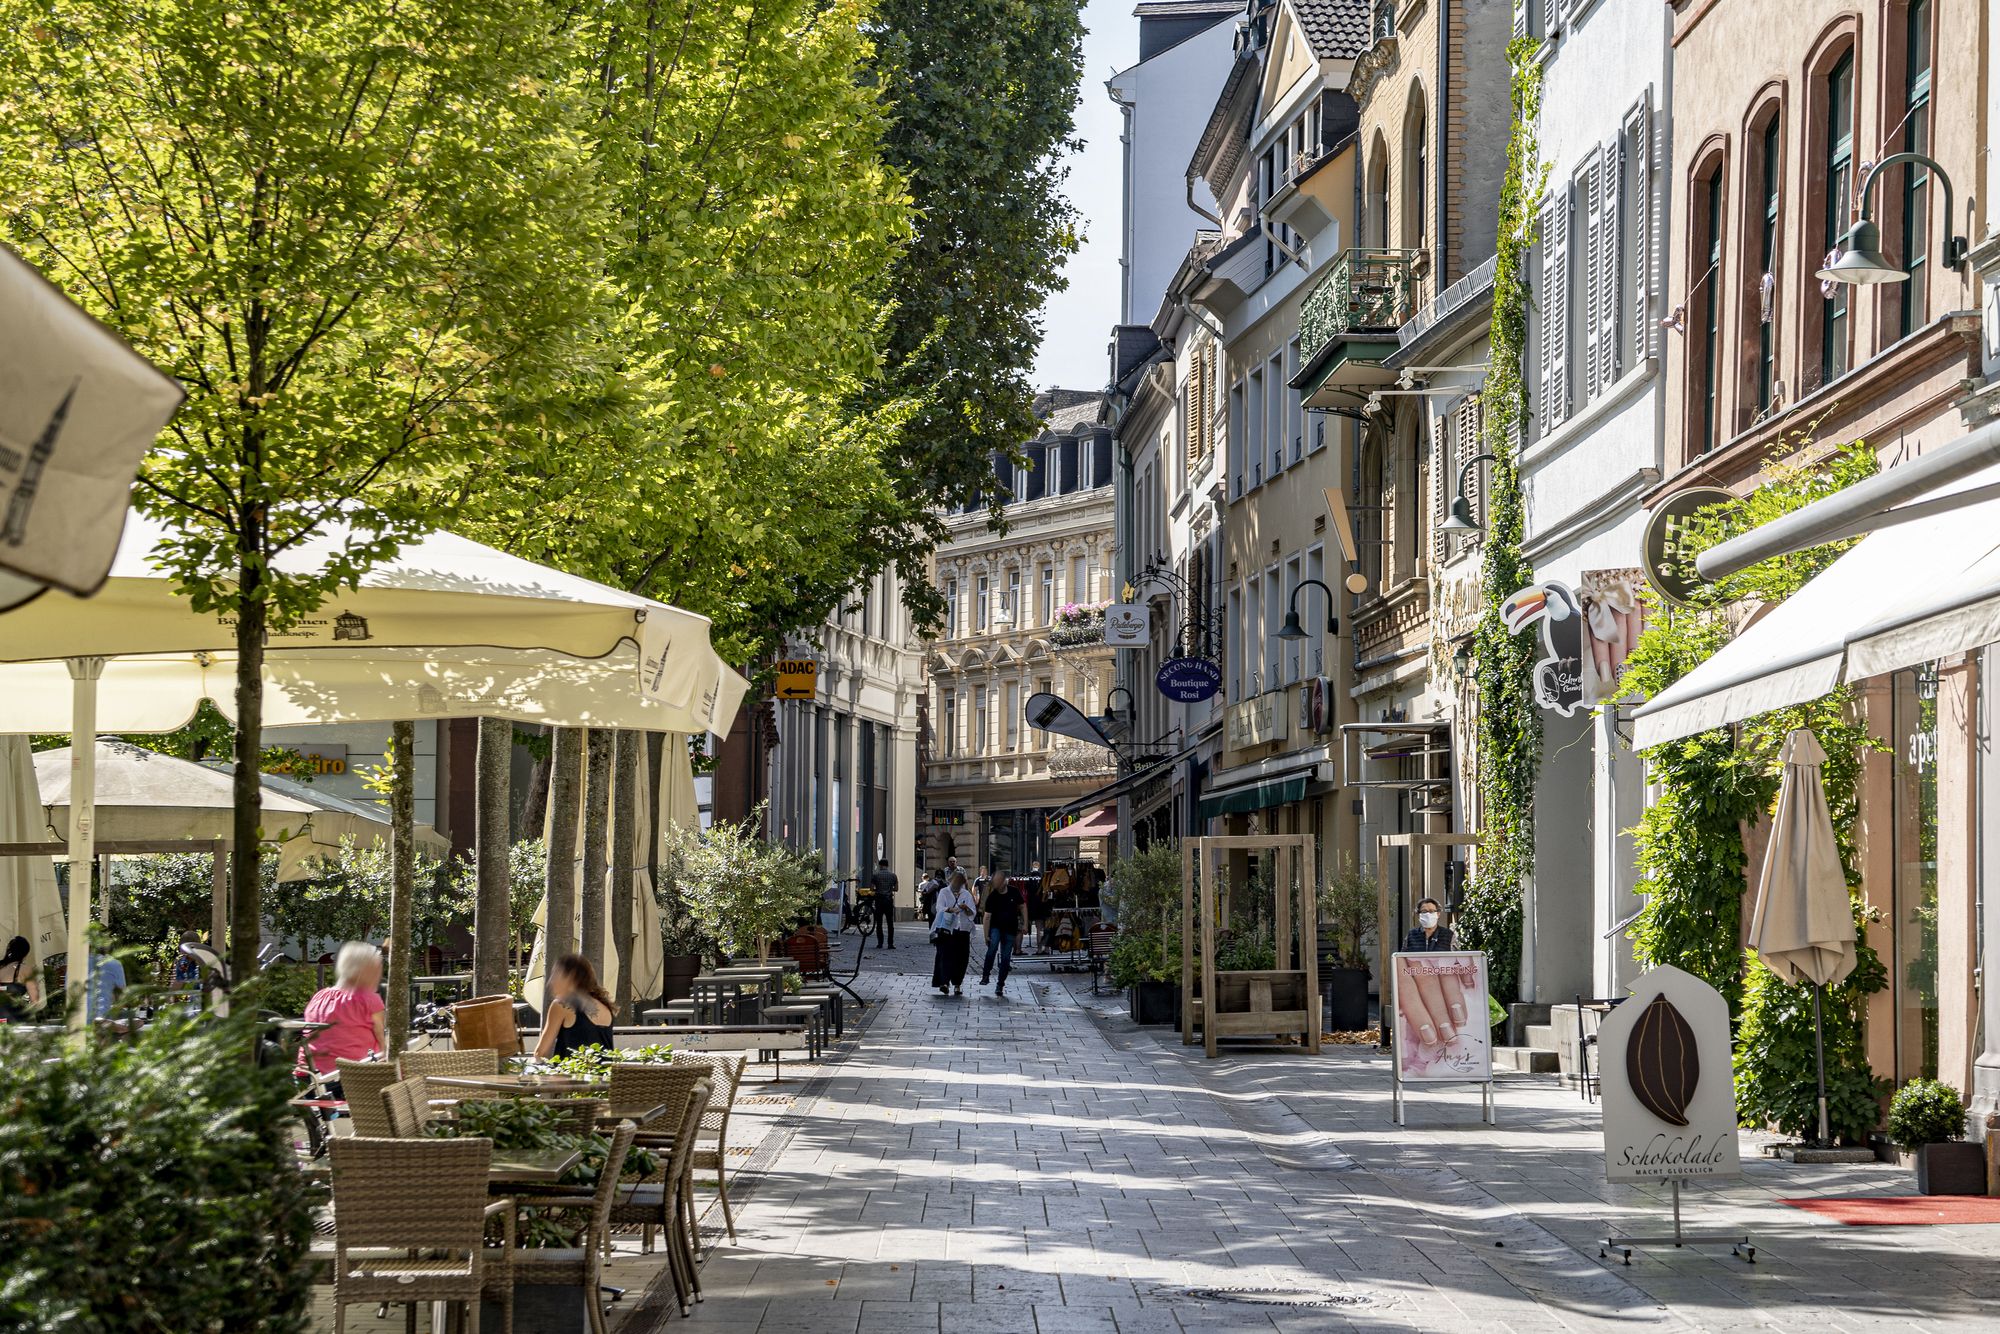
[
  {"x1": 1274, "y1": 578, "x2": 1338, "y2": 640},
  {"x1": 1441, "y1": 452, "x2": 1498, "y2": 533},
  {"x1": 1451, "y1": 643, "x2": 1472, "y2": 681},
  {"x1": 1816, "y1": 151, "x2": 1968, "y2": 286},
  {"x1": 1099, "y1": 686, "x2": 1136, "y2": 729}
]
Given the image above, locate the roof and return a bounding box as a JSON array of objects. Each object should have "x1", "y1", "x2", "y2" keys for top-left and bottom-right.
[
  {"x1": 1032, "y1": 389, "x2": 1107, "y2": 436},
  {"x1": 1289, "y1": 0, "x2": 1369, "y2": 59}
]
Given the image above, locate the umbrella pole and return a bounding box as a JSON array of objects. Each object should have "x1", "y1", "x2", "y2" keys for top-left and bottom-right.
[
  {"x1": 1812, "y1": 982, "x2": 1830, "y2": 1148},
  {"x1": 63, "y1": 657, "x2": 104, "y2": 1033}
]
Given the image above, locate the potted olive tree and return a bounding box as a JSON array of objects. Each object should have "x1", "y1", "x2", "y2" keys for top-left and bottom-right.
[
  {"x1": 1889, "y1": 1078, "x2": 1985, "y2": 1195},
  {"x1": 662, "y1": 812, "x2": 824, "y2": 963},
  {"x1": 1105, "y1": 844, "x2": 1183, "y2": 1024},
  {"x1": 1317, "y1": 856, "x2": 1376, "y2": 1032}
]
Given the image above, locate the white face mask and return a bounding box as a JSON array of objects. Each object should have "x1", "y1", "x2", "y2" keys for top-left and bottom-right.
[{"x1": 1417, "y1": 911, "x2": 1440, "y2": 930}]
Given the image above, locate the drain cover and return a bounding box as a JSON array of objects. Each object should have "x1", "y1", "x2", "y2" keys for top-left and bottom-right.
[{"x1": 1181, "y1": 1287, "x2": 1370, "y2": 1308}]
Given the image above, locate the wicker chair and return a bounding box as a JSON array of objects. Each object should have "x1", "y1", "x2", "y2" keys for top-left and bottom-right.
[
  {"x1": 327, "y1": 1136, "x2": 512, "y2": 1334},
  {"x1": 608, "y1": 1079, "x2": 711, "y2": 1316},
  {"x1": 542, "y1": 1097, "x2": 608, "y2": 1138},
  {"x1": 334, "y1": 1060, "x2": 398, "y2": 1139},
  {"x1": 483, "y1": 1122, "x2": 635, "y2": 1334},
  {"x1": 381, "y1": 1077, "x2": 429, "y2": 1137},
  {"x1": 607, "y1": 1063, "x2": 705, "y2": 1144},
  {"x1": 400, "y1": 1047, "x2": 500, "y2": 1080},
  {"x1": 669, "y1": 1053, "x2": 747, "y2": 1243}
]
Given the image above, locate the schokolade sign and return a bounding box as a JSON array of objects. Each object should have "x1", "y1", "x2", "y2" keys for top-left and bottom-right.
[
  {"x1": 1155, "y1": 657, "x2": 1221, "y2": 703},
  {"x1": 1597, "y1": 964, "x2": 1741, "y2": 1182}
]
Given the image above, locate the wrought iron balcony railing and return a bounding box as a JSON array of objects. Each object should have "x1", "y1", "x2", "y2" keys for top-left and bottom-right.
[{"x1": 1298, "y1": 248, "x2": 1419, "y2": 361}]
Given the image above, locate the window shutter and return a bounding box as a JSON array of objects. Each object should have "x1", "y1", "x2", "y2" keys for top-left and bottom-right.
[
  {"x1": 1544, "y1": 187, "x2": 1572, "y2": 428},
  {"x1": 1626, "y1": 91, "x2": 1656, "y2": 364},
  {"x1": 1430, "y1": 414, "x2": 1449, "y2": 566},
  {"x1": 1538, "y1": 194, "x2": 1560, "y2": 434},
  {"x1": 1512, "y1": 0, "x2": 1528, "y2": 39},
  {"x1": 1598, "y1": 131, "x2": 1622, "y2": 392},
  {"x1": 1581, "y1": 154, "x2": 1603, "y2": 404},
  {"x1": 1541, "y1": 0, "x2": 1560, "y2": 39},
  {"x1": 1186, "y1": 358, "x2": 1202, "y2": 468}
]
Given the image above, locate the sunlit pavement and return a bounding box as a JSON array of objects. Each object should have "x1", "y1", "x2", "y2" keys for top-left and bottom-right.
[{"x1": 640, "y1": 931, "x2": 2000, "y2": 1333}]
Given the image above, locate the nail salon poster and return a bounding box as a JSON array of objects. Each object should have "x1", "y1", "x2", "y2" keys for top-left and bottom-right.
[
  {"x1": 1391, "y1": 951, "x2": 1492, "y2": 1082},
  {"x1": 1596, "y1": 963, "x2": 1740, "y2": 1183}
]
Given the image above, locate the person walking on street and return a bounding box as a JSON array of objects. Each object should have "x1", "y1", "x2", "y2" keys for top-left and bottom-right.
[
  {"x1": 979, "y1": 873, "x2": 1021, "y2": 997},
  {"x1": 869, "y1": 856, "x2": 899, "y2": 948},
  {"x1": 918, "y1": 869, "x2": 941, "y2": 924},
  {"x1": 931, "y1": 872, "x2": 978, "y2": 996}
]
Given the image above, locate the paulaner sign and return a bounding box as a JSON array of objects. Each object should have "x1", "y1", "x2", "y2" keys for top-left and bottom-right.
[{"x1": 1597, "y1": 963, "x2": 1741, "y2": 1183}]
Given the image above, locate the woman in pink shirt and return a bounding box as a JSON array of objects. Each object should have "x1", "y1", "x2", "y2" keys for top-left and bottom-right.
[{"x1": 301, "y1": 942, "x2": 387, "y2": 1091}]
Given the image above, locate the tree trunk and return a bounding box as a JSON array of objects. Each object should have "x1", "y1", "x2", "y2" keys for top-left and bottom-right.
[
  {"x1": 385, "y1": 720, "x2": 416, "y2": 1055},
  {"x1": 579, "y1": 729, "x2": 612, "y2": 974},
  {"x1": 229, "y1": 546, "x2": 267, "y2": 984},
  {"x1": 473, "y1": 717, "x2": 512, "y2": 996},
  {"x1": 611, "y1": 731, "x2": 638, "y2": 1020},
  {"x1": 544, "y1": 728, "x2": 583, "y2": 963},
  {"x1": 520, "y1": 739, "x2": 553, "y2": 841}
]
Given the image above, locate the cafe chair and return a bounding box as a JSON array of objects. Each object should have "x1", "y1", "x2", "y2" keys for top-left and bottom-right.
[
  {"x1": 334, "y1": 1059, "x2": 398, "y2": 1139},
  {"x1": 380, "y1": 1077, "x2": 429, "y2": 1138},
  {"x1": 327, "y1": 1136, "x2": 513, "y2": 1334},
  {"x1": 670, "y1": 1053, "x2": 747, "y2": 1245},
  {"x1": 400, "y1": 1047, "x2": 500, "y2": 1080},
  {"x1": 609, "y1": 1079, "x2": 712, "y2": 1316},
  {"x1": 484, "y1": 1123, "x2": 636, "y2": 1334}
]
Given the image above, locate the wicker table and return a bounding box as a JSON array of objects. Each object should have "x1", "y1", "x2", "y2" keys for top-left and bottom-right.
[
  {"x1": 427, "y1": 1072, "x2": 598, "y2": 1097},
  {"x1": 303, "y1": 1146, "x2": 580, "y2": 1184}
]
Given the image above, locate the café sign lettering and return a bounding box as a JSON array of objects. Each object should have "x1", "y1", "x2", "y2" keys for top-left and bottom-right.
[{"x1": 1225, "y1": 691, "x2": 1290, "y2": 749}]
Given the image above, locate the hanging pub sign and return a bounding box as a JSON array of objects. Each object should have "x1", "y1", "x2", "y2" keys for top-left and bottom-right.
[
  {"x1": 1597, "y1": 964, "x2": 1741, "y2": 1183},
  {"x1": 1641, "y1": 486, "x2": 1734, "y2": 605},
  {"x1": 1298, "y1": 676, "x2": 1335, "y2": 733},
  {"x1": 1103, "y1": 602, "x2": 1149, "y2": 647},
  {"x1": 774, "y1": 658, "x2": 818, "y2": 700},
  {"x1": 1500, "y1": 581, "x2": 1585, "y2": 716},
  {"x1": 1155, "y1": 656, "x2": 1221, "y2": 703}
]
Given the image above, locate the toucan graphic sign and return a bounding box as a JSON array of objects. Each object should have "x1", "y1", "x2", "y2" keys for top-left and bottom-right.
[{"x1": 1500, "y1": 581, "x2": 1585, "y2": 715}]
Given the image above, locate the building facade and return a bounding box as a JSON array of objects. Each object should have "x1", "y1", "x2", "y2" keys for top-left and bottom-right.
[{"x1": 923, "y1": 392, "x2": 1120, "y2": 876}]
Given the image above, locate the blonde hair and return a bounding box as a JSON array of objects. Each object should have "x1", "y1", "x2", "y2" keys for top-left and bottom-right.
[{"x1": 335, "y1": 941, "x2": 383, "y2": 988}]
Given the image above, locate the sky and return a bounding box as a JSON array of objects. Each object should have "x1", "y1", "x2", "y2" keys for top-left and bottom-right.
[{"x1": 1031, "y1": 0, "x2": 1141, "y2": 394}]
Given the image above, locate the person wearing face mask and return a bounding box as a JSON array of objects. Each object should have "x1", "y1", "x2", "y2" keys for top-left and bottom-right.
[{"x1": 1403, "y1": 898, "x2": 1454, "y2": 951}]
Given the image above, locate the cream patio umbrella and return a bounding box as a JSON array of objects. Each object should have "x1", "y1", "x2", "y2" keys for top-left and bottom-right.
[
  {"x1": 0, "y1": 510, "x2": 742, "y2": 1009},
  {"x1": 1747, "y1": 728, "x2": 1858, "y2": 1146},
  {"x1": 0, "y1": 737, "x2": 64, "y2": 1009}
]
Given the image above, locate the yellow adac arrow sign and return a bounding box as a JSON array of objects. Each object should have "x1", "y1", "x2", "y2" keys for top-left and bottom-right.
[{"x1": 774, "y1": 658, "x2": 818, "y2": 700}]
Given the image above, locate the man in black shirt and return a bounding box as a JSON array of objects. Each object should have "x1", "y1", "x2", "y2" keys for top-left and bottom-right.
[
  {"x1": 979, "y1": 873, "x2": 1021, "y2": 997},
  {"x1": 868, "y1": 857, "x2": 899, "y2": 947}
]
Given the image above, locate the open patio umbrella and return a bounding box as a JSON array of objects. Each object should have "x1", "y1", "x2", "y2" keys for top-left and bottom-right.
[
  {"x1": 1747, "y1": 728, "x2": 1857, "y2": 1146},
  {"x1": 0, "y1": 510, "x2": 743, "y2": 1004},
  {"x1": 0, "y1": 737, "x2": 64, "y2": 1006}
]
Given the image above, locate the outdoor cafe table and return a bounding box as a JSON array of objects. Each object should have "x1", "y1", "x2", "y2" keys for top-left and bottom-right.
[
  {"x1": 428, "y1": 1072, "x2": 599, "y2": 1097},
  {"x1": 302, "y1": 1146, "x2": 582, "y2": 1184},
  {"x1": 689, "y1": 974, "x2": 769, "y2": 1025}
]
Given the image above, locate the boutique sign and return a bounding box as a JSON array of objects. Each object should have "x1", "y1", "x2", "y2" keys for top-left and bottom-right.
[
  {"x1": 1155, "y1": 656, "x2": 1220, "y2": 703},
  {"x1": 1597, "y1": 964, "x2": 1741, "y2": 1183}
]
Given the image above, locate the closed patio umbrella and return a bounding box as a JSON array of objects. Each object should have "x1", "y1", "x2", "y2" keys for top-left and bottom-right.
[
  {"x1": 1747, "y1": 728, "x2": 1857, "y2": 1145},
  {"x1": 0, "y1": 737, "x2": 65, "y2": 1004}
]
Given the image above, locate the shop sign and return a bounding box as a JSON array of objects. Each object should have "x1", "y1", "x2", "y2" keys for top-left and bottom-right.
[
  {"x1": 1103, "y1": 602, "x2": 1149, "y2": 647},
  {"x1": 774, "y1": 658, "x2": 818, "y2": 700},
  {"x1": 1225, "y1": 691, "x2": 1289, "y2": 748},
  {"x1": 266, "y1": 743, "x2": 348, "y2": 777},
  {"x1": 927, "y1": 808, "x2": 966, "y2": 827},
  {"x1": 1045, "y1": 809, "x2": 1083, "y2": 835},
  {"x1": 1500, "y1": 581, "x2": 1585, "y2": 716},
  {"x1": 1641, "y1": 486, "x2": 1734, "y2": 605},
  {"x1": 1392, "y1": 951, "x2": 1492, "y2": 1082},
  {"x1": 1298, "y1": 676, "x2": 1334, "y2": 733},
  {"x1": 1156, "y1": 656, "x2": 1220, "y2": 702},
  {"x1": 1598, "y1": 964, "x2": 1741, "y2": 1183}
]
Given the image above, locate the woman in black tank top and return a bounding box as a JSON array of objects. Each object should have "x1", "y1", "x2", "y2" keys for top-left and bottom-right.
[{"x1": 533, "y1": 953, "x2": 618, "y2": 1059}]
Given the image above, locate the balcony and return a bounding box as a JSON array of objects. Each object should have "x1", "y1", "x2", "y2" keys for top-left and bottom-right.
[
  {"x1": 1049, "y1": 602, "x2": 1108, "y2": 649},
  {"x1": 1294, "y1": 249, "x2": 1419, "y2": 408},
  {"x1": 1047, "y1": 739, "x2": 1117, "y2": 780}
]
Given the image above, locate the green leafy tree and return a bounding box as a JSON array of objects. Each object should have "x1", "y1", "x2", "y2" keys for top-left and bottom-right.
[
  {"x1": 449, "y1": 838, "x2": 545, "y2": 967},
  {"x1": 866, "y1": 0, "x2": 1087, "y2": 623},
  {"x1": 0, "y1": 0, "x2": 608, "y2": 978},
  {"x1": 662, "y1": 812, "x2": 823, "y2": 960},
  {"x1": 268, "y1": 836, "x2": 454, "y2": 959}
]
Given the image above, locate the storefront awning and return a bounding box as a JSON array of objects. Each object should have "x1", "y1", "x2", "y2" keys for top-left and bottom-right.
[
  {"x1": 1633, "y1": 462, "x2": 2000, "y2": 749},
  {"x1": 1062, "y1": 807, "x2": 1119, "y2": 840},
  {"x1": 1198, "y1": 774, "x2": 1307, "y2": 820},
  {"x1": 1046, "y1": 745, "x2": 1196, "y2": 823}
]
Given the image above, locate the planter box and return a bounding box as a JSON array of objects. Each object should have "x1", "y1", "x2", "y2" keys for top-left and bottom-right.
[
  {"x1": 484, "y1": 1282, "x2": 588, "y2": 1331},
  {"x1": 1916, "y1": 1141, "x2": 1988, "y2": 1196},
  {"x1": 1129, "y1": 980, "x2": 1180, "y2": 1025},
  {"x1": 660, "y1": 953, "x2": 701, "y2": 1003},
  {"x1": 1322, "y1": 967, "x2": 1369, "y2": 1031}
]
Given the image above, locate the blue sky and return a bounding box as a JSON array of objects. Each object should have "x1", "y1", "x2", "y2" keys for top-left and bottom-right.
[{"x1": 1031, "y1": 0, "x2": 1140, "y2": 394}]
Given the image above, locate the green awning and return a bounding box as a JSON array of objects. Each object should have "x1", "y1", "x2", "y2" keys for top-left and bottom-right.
[{"x1": 1198, "y1": 775, "x2": 1308, "y2": 820}]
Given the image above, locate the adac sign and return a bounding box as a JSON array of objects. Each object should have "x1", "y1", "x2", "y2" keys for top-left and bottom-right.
[
  {"x1": 774, "y1": 658, "x2": 818, "y2": 700},
  {"x1": 1155, "y1": 657, "x2": 1220, "y2": 703}
]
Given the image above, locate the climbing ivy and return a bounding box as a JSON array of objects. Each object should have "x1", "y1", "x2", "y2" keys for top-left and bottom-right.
[
  {"x1": 1459, "y1": 38, "x2": 1547, "y2": 1005},
  {"x1": 1619, "y1": 439, "x2": 1891, "y2": 1139}
]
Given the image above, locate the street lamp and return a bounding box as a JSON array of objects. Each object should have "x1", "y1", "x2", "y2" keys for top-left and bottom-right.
[
  {"x1": 1098, "y1": 686, "x2": 1135, "y2": 729},
  {"x1": 1275, "y1": 578, "x2": 1338, "y2": 640},
  {"x1": 1441, "y1": 452, "x2": 1497, "y2": 532},
  {"x1": 1816, "y1": 151, "x2": 1968, "y2": 286}
]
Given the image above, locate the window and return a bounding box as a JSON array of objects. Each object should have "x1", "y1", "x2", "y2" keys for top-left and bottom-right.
[
  {"x1": 975, "y1": 574, "x2": 990, "y2": 631},
  {"x1": 1002, "y1": 568, "x2": 1020, "y2": 625},
  {"x1": 1033, "y1": 677, "x2": 1052, "y2": 748},
  {"x1": 1820, "y1": 51, "x2": 1854, "y2": 386},
  {"x1": 1245, "y1": 579, "x2": 1261, "y2": 694},
  {"x1": 1267, "y1": 353, "x2": 1285, "y2": 477},
  {"x1": 1696, "y1": 163, "x2": 1725, "y2": 453},
  {"x1": 1229, "y1": 379, "x2": 1245, "y2": 496},
  {"x1": 1537, "y1": 182, "x2": 1573, "y2": 432},
  {"x1": 1261, "y1": 150, "x2": 1278, "y2": 276},
  {"x1": 1305, "y1": 546, "x2": 1325, "y2": 675},
  {"x1": 1284, "y1": 556, "x2": 1302, "y2": 684},
  {"x1": 941, "y1": 692, "x2": 958, "y2": 756},
  {"x1": 1003, "y1": 682, "x2": 1019, "y2": 752},
  {"x1": 1898, "y1": 0, "x2": 1933, "y2": 339},
  {"x1": 1228, "y1": 586, "x2": 1244, "y2": 700},
  {"x1": 1264, "y1": 567, "x2": 1282, "y2": 687},
  {"x1": 1287, "y1": 339, "x2": 1304, "y2": 464},
  {"x1": 944, "y1": 578, "x2": 958, "y2": 639},
  {"x1": 1755, "y1": 115, "x2": 1781, "y2": 415},
  {"x1": 1070, "y1": 554, "x2": 1087, "y2": 604},
  {"x1": 1037, "y1": 564, "x2": 1053, "y2": 626},
  {"x1": 1248, "y1": 367, "x2": 1265, "y2": 489},
  {"x1": 1408, "y1": 100, "x2": 1429, "y2": 252},
  {"x1": 972, "y1": 686, "x2": 988, "y2": 754}
]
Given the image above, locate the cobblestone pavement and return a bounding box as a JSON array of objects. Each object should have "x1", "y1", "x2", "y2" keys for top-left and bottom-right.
[{"x1": 671, "y1": 934, "x2": 2000, "y2": 1334}]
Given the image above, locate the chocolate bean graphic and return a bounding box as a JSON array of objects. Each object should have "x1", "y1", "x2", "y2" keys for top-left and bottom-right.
[{"x1": 1626, "y1": 993, "x2": 1698, "y2": 1127}]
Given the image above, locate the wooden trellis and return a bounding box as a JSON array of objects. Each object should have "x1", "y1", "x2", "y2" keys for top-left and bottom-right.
[{"x1": 1180, "y1": 834, "x2": 1319, "y2": 1058}]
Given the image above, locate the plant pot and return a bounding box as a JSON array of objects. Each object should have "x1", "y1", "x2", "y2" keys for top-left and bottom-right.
[
  {"x1": 1323, "y1": 967, "x2": 1369, "y2": 1031},
  {"x1": 660, "y1": 953, "x2": 701, "y2": 1003},
  {"x1": 1129, "y1": 979, "x2": 1180, "y2": 1025},
  {"x1": 484, "y1": 1282, "x2": 588, "y2": 1331},
  {"x1": 1915, "y1": 1141, "x2": 1988, "y2": 1196}
]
